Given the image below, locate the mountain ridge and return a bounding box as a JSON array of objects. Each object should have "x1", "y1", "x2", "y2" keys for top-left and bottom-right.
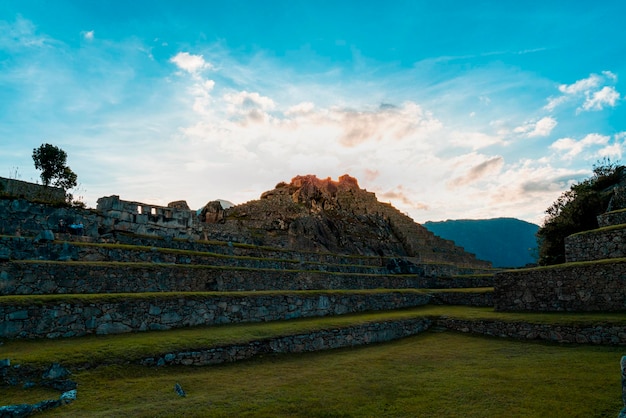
[{"x1": 423, "y1": 217, "x2": 539, "y2": 268}]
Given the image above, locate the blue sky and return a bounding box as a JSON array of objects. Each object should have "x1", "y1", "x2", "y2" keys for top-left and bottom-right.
[{"x1": 1, "y1": 1, "x2": 624, "y2": 225}]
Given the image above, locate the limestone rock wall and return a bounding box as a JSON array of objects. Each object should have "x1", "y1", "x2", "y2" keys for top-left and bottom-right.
[
  {"x1": 436, "y1": 317, "x2": 626, "y2": 345},
  {"x1": 0, "y1": 177, "x2": 66, "y2": 205},
  {"x1": 140, "y1": 318, "x2": 433, "y2": 367},
  {"x1": 0, "y1": 199, "x2": 100, "y2": 237},
  {"x1": 494, "y1": 261, "x2": 626, "y2": 312},
  {"x1": 0, "y1": 292, "x2": 432, "y2": 339},
  {"x1": 0, "y1": 261, "x2": 494, "y2": 295},
  {"x1": 598, "y1": 210, "x2": 626, "y2": 228},
  {"x1": 566, "y1": 226, "x2": 626, "y2": 262}
]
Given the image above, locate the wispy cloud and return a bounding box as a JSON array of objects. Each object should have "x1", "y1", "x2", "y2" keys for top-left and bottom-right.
[
  {"x1": 550, "y1": 133, "x2": 610, "y2": 160},
  {"x1": 0, "y1": 16, "x2": 52, "y2": 50},
  {"x1": 514, "y1": 116, "x2": 557, "y2": 138},
  {"x1": 447, "y1": 156, "x2": 504, "y2": 188},
  {"x1": 581, "y1": 86, "x2": 620, "y2": 111}
]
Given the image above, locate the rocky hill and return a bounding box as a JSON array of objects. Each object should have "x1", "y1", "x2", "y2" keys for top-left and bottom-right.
[{"x1": 202, "y1": 174, "x2": 491, "y2": 269}]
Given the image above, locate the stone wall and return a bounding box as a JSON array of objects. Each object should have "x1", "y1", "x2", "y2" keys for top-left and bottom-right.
[
  {"x1": 0, "y1": 291, "x2": 432, "y2": 339},
  {"x1": 598, "y1": 210, "x2": 626, "y2": 228},
  {"x1": 147, "y1": 316, "x2": 626, "y2": 367},
  {"x1": 140, "y1": 318, "x2": 433, "y2": 366},
  {"x1": 494, "y1": 261, "x2": 626, "y2": 312},
  {"x1": 429, "y1": 291, "x2": 493, "y2": 307},
  {"x1": 565, "y1": 226, "x2": 626, "y2": 262},
  {"x1": 436, "y1": 317, "x2": 626, "y2": 345},
  {"x1": 96, "y1": 195, "x2": 201, "y2": 240},
  {"x1": 0, "y1": 177, "x2": 66, "y2": 205},
  {"x1": 0, "y1": 261, "x2": 494, "y2": 295},
  {"x1": 0, "y1": 199, "x2": 101, "y2": 237}
]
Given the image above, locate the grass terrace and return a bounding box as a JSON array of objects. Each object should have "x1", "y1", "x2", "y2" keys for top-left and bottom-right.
[{"x1": 1, "y1": 306, "x2": 624, "y2": 417}]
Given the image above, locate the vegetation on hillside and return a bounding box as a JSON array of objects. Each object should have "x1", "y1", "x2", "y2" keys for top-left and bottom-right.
[{"x1": 537, "y1": 160, "x2": 625, "y2": 265}]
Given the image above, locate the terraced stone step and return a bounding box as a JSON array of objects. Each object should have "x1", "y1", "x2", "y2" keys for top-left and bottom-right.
[
  {"x1": 0, "y1": 289, "x2": 493, "y2": 339},
  {"x1": 0, "y1": 237, "x2": 389, "y2": 274},
  {"x1": 2, "y1": 306, "x2": 624, "y2": 373},
  {"x1": 1, "y1": 260, "x2": 495, "y2": 295},
  {"x1": 0, "y1": 235, "x2": 495, "y2": 277}
]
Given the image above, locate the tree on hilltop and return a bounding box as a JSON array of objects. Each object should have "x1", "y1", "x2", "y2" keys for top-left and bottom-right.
[
  {"x1": 32, "y1": 143, "x2": 78, "y2": 192},
  {"x1": 536, "y1": 160, "x2": 625, "y2": 265}
]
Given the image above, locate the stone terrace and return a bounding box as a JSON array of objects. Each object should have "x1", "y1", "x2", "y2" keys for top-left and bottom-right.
[{"x1": 495, "y1": 208, "x2": 626, "y2": 312}]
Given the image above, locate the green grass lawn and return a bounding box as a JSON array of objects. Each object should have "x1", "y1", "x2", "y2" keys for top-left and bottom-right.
[
  {"x1": 2, "y1": 307, "x2": 625, "y2": 416},
  {"x1": 13, "y1": 331, "x2": 622, "y2": 417}
]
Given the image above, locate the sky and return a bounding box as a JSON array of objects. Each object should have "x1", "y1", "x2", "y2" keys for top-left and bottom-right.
[{"x1": 1, "y1": 1, "x2": 625, "y2": 225}]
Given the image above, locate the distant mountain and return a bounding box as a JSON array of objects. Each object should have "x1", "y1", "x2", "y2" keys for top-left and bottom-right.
[{"x1": 423, "y1": 218, "x2": 539, "y2": 268}]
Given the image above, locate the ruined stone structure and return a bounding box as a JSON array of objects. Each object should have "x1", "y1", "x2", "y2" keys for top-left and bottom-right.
[
  {"x1": 96, "y1": 195, "x2": 201, "y2": 239},
  {"x1": 494, "y1": 207, "x2": 626, "y2": 311},
  {"x1": 0, "y1": 175, "x2": 491, "y2": 272}
]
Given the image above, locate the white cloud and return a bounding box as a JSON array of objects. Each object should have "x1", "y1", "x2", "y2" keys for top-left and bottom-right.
[
  {"x1": 170, "y1": 52, "x2": 213, "y2": 74},
  {"x1": 285, "y1": 102, "x2": 315, "y2": 116},
  {"x1": 550, "y1": 133, "x2": 610, "y2": 159},
  {"x1": 514, "y1": 116, "x2": 557, "y2": 138},
  {"x1": 449, "y1": 130, "x2": 503, "y2": 150},
  {"x1": 597, "y1": 132, "x2": 626, "y2": 160},
  {"x1": 581, "y1": 86, "x2": 620, "y2": 111},
  {"x1": 558, "y1": 74, "x2": 602, "y2": 95},
  {"x1": 224, "y1": 91, "x2": 276, "y2": 111},
  {"x1": 82, "y1": 30, "x2": 94, "y2": 41},
  {"x1": 545, "y1": 71, "x2": 620, "y2": 113}
]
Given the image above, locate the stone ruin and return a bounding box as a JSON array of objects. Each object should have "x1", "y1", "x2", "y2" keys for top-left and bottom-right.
[
  {"x1": 0, "y1": 174, "x2": 491, "y2": 270},
  {"x1": 96, "y1": 195, "x2": 202, "y2": 239}
]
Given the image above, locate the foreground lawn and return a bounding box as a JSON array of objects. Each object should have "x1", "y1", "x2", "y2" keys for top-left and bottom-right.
[{"x1": 3, "y1": 331, "x2": 622, "y2": 417}]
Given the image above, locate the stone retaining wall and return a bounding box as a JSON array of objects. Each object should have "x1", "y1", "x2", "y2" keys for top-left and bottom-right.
[
  {"x1": 0, "y1": 178, "x2": 66, "y2": 205},
  {"x1": 0, "y1": 199, "x2": 101, "y2": 238},
  {"x1": 429, "y1": 291, "x2": 493, "y2": 307},
  {"x1": 143, "y1": 316, "x2": 626, "y2": 368},
  {"x1": 141, "y1": 318, "x2": 433, "y2": 366},
  {"x1": 0, "y1": 237, "x2": 388, "y2": 275},
  {"x1": 494, "y1": 262, "x2": 626, "y2": 312},
  {"x1": 0, "y1": 291, "x2": 432, "y2": 339},
  {"x1": 598, "y1": 210, "x2": 626, "y2": 228},
  {"x1": 565, "y1": 227, "x2": 626, "y2": 262},
  {"x1": 436, "y1": 318, "x2": 626, "y2": 345},
  {"x1": 0, "y1": 261, "x2": 494, "y2": 295}
]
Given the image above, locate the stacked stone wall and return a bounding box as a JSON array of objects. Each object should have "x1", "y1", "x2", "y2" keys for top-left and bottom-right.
[
  {"x1": 566, "y1": 227, "x2": 626, "y2": 262},
  {"x1": 0, "y1": 238, "x2": 388, "y2": 275},
  {"x1": 0, "y1": 199, "x2": 100, "y2": 237},
  {"x1": 140, "y1": 318, "x2": 433, "y2": 366},
  {"x1": 436, "y1": 318, "x2": 626, "y2": 345},
  {"x1": 0, "y1": 261, "x2": 494, "y2": 295},
  {"x1": 494, "y1": 261, "x2": 626, "y2": 311},
  {"x1": 0, "y1": 177, "x2": 66, "y2": 205},
  {"x1": 0, "y1": 291, "x2": 432, "y2": 339},
  {"x1": 429, "y1": 291, "x2": 493, "y2": 307},
  {"x1": 598, "y1": 210, "x2": 626, "y2": 228}
]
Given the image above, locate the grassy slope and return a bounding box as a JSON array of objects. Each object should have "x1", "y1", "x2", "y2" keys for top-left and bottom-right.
[
  {"x1": 2, "y1": 305, "x2": 625, "y2": 367},
  {"x1": 17, "y1": 332, "x2": 626, "y2": 417},
  {"x1": 1, "y1": 306, "x2": 626, "y2": 417}
]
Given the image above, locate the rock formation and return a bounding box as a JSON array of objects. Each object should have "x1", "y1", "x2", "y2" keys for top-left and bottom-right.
[{"x1": 203, "y1": 174, "x2": 490, "y2": 268}]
